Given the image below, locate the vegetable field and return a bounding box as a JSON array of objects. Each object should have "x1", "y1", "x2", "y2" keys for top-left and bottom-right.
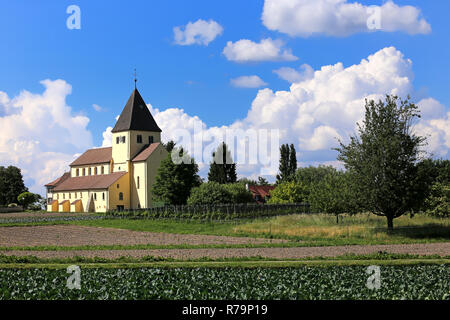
[{"x1": 1, "y1": 265, "x2": 448, "y2": 300}]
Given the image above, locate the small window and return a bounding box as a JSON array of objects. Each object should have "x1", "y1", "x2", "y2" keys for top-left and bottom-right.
[
  {"x1": 75, "y1": 192, "x2": 77, "y2": 198},
  {"x1": 137, "y1": 176, "x2": 140, "y2": 189},
  {"x1": 119, "y1": 192, "x2": 123, "y2": 201},
  {"x1": 63, "y1": 193, "x2": 65, "y2": 199},
  {"x1": 94, "y1": 167, "x2": 97, "y2": 175},
  {"x1": 102, "y1": 193, "x2": 105, "y2": 200},
  {"x1": 137, "y1": 135, "x2": 142, "y2": 143},
  {"x1": 94, "y1": 193, "x2": 97, "y2": 200},
  {"x1": 149, "y1": 136, "x2": 154, "y2": 144},
  {"x1": 116, "y1": 137, "x2": 120, "y2": 144},
  {"x1": 117, "y1": 184, "x2": 119, "y2": 189},
  {"x1": 56, "y1": 194, "x2": 59, "y2": 200},
  {"x1": 101, "y1": 166, "x2": 104, "y2": 175},
  {"x1": 76, "y1": 169, "x2": 79, "y2": 177},
  {"x1": 69, "y1": 193, "x2": 71, "y2": 199},
  {"x1": 121, "y1": 136, "x2": 126, "y2": 143},
  {"x1": 88, "y1": 168, "x2": 91, "y2": 176},
  {"x1": 81, "y1": 193, "x2": 83, "y2": 198},
  {"x1": 82, "y1": 168, "x2": 85, "y2": 176}
]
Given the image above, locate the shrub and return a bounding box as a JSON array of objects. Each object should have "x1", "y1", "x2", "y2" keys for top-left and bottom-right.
[
  {"x1": 267, "y1": 181, "x2": 309, "y2": 204},
  {"x1": 223, "y1": 183, "x2": 253, "y2": 204},
  {"x1": 187, "y1": 182, "x2": 231, "y2": 205}
]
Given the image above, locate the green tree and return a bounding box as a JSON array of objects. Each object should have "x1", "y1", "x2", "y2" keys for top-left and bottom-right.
[
  {"x1": 276, "y1": 144, "x2": 297, "y2": 183},
  {"x1": 153, "y1": 147, "x2": 201, "y2": 205},
  {"x1": 424, "y1": 182, "x2": 450, "y2": 218},
  {"x1": 257, "y1": 176, "x2": 270, "y2": 186},
  {"x1": 208, "y1": 142, "x2": 237, "y2": 184},
  {"x1": 295, "y1": 165, "x2": 338, "y2": 186},
  {"x1": 17, "y1": 192, "x2": 40, "y2": 210},
  {"x1": 0, "y1": 166, "x2": 28, "y2": 206},
  {"x1": 267, "y1": 180, "x2": 308, "y2": 204},
  {"x1": 308, "y1": 171, "x2": 358, "y2": 222},
  {"x1": 335, "y1": 95, "x2": 427, "y2": 230}
]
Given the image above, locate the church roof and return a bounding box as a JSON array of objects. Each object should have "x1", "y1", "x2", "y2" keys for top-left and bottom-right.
[
  {"x1": 70, "y1": 147, "x2": 112, "y2": 166},
  {"x1": 45, "y1": 172, "x2": 70, "y2": 187},
  {"x1": 53, "y1": 171, "x2": 127, "y2": 192},
  {"x1": 132, "y1": 142, "x2": 161, "y2": 162},
  {"x1": 112, "y1": 88, "x2": 162, "y2": 133}
]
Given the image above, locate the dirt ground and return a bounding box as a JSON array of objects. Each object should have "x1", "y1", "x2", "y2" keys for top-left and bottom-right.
[
  {"x1": 0, "y1": 225, "x2": 284, "y2": 246},
  {"x1": 2, "y1": 243, "x2": 449, "y2": 259}
]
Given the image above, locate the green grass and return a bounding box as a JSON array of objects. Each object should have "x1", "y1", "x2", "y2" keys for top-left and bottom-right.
[{"x1": 68, "y1": 213, "x2": 450, "y2": 246}]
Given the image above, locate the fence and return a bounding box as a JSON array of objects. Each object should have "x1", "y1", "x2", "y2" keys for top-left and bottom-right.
[
  {"x1": 0, "y1": 206, "x2": 23, "y2": 213},
  {"x1": 105, "y1": 203, "x2": 311, "y2": 221}
]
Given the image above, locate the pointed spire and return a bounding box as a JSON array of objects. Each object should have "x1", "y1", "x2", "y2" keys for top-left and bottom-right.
[
  {"x1": 134, "y1": 68, "x2": 137, "y2": 90},
  {"x1": 112, "y1": 88, "x2": 162, "y2": 133}
]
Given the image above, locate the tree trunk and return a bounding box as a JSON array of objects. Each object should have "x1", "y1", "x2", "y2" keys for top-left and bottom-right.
[{"x1": 387, "y1": 215, "x2": 394, "y2": 231}]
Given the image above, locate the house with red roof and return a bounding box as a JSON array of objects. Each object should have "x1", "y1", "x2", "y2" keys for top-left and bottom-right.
[{"x1": 246, "y1": 185, "x2": 275, "y2": 204}]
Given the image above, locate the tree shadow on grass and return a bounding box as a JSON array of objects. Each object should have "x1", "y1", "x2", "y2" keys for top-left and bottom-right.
[{"x1": 378, "y1": 224, "x2": 450, "y2": 240}]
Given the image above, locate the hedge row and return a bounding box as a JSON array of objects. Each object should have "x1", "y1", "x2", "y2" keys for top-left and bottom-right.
[{"x1": 105, "y1": 203, "x2": 311, "y2": 221}]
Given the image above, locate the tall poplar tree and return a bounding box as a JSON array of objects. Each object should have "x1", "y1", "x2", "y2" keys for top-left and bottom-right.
[{"x1": 208, "y1": 142, "x2": 237, "y2": 184}]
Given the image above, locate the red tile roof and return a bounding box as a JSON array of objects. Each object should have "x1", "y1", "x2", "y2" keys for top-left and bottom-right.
[
  {"x1": 248, "y1": 185, "x2": 275, "y2": 198},
  {"x1": 50, "y1": 200, "x2": 58, "y2": 205},
  {"x1": 132, "y1": 142, "x2": 161, "y2": 162},
  {"x1": 70, "y1": 147, "x2": 112, "y2": 166},
  {"x1": 45, "y1": 172, "x2": 70, "y2": 187},
  {"x1": 53, "y1": 172, "x2": 127, "y2": 192}
]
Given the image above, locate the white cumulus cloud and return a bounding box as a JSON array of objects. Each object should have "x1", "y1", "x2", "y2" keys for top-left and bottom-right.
[
  {"x1": 0, "y1": 79, "x2": 93, "y2": 194},
  {"x1": 262, "y1": 0, "x2": 431, "y2": 37},
  {"x1": 273, "y1": 64, "x2": 314, "y2": 83},
  {"x1": 223, "y1": 38, "x2": 298, "y2": 63},
  {"x1": 174, "y1": 19, "x2": 223, "y2": 46},
  {"x1": 230, "y1": 75, "x2": 268, "y2": 88}
]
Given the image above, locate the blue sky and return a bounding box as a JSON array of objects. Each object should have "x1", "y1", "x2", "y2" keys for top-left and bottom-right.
[{"x1": 0, "y1": 0, "x2": 449, "y2": 192}]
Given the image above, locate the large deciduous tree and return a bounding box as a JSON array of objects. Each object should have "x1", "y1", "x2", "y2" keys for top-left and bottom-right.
[
  {"x1": 335, "y1": 95, "x2": 427, "y2": 230},
  {"x1": 208, "y1": 142, "x2": 237, "y2": 184},
  {"x1": 153, "y1": 147, "x2": 201, "y2": 205},
  {"x1": 0, "y1": 166, "x2": 28, "y2": 206}
]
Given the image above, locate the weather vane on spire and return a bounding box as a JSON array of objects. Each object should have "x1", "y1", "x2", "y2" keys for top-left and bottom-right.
[{"x1": 134, "y1": 68, "x2": 137, "y2": 89}]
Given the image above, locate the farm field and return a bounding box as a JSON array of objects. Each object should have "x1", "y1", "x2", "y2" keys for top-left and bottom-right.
[
  {"x1": 0, "y1": 212, "x2": 449, "y2": 300},
  {"x1": 1, "y1": 264, "x2": 448, "y2": 300}
]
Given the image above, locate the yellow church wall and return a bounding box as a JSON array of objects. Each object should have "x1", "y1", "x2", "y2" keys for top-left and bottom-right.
[
  {"x1": 112, "y1": 131, "x2": 131, "y2": 164},
  {"x1": 70, "y1": 200, "x2": 83, "y2": 213},
  {"x1": 108, "y1": 172, "x2": 130, "y2": 210},
  {"x1": 70, "y1": 164, "x2": 110, "y2": 177},
  {"x1": 129, "y1": 130, "x2": 161, "y2": 160},
  {"x1": 58, "y1": 200, "x2": 70, "y2": 212},
  {"x1": 132, "y1": 162, "x2": 146, "y2": 208},
  {"x1": 90, "y1": 190, "x2": 108, "y2": 213},
  {"x1": 146, "y1": 143, "x2": 168, "y2": 208}
]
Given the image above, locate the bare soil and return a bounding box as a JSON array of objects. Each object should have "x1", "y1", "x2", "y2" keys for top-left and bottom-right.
[
  {"x1": 2, "y1": 243, "x2": 449, "y2": 260},
  {"x1": 0, "y1": 225, "x2": 284, "y2": 247}
]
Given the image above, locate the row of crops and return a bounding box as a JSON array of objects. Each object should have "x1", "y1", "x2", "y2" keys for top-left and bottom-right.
[
  {"x1": 1, "y1": 265, "x2": 448, "y2": 299},
  {"x1": 105, "y1": 203, "x2": 311, "y2": 221}
]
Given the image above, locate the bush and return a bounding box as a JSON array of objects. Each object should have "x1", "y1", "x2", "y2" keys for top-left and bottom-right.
[
  {"x1": 7, "y1": 203, "x2": 18, "y2": 208},
  {"x1": 187, "y1": 182, "x2": 231, "y2": 205},
  {"x1": 17, "y1": 192, "x2": 41, "y2": 210},
  {"x1": 267, "y1": 181, "x2": 309, "y2": 204},
  {"x1": 223, "y1": 183, "x2": 253, "y2": 204},
  {"x1": 425, "y1": 182, "x2": 450, "y2": 218}
]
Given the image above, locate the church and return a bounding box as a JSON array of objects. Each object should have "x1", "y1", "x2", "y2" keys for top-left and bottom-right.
[{"x1": 45, "y1": 87, "x2": 168, "y2": 213}]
